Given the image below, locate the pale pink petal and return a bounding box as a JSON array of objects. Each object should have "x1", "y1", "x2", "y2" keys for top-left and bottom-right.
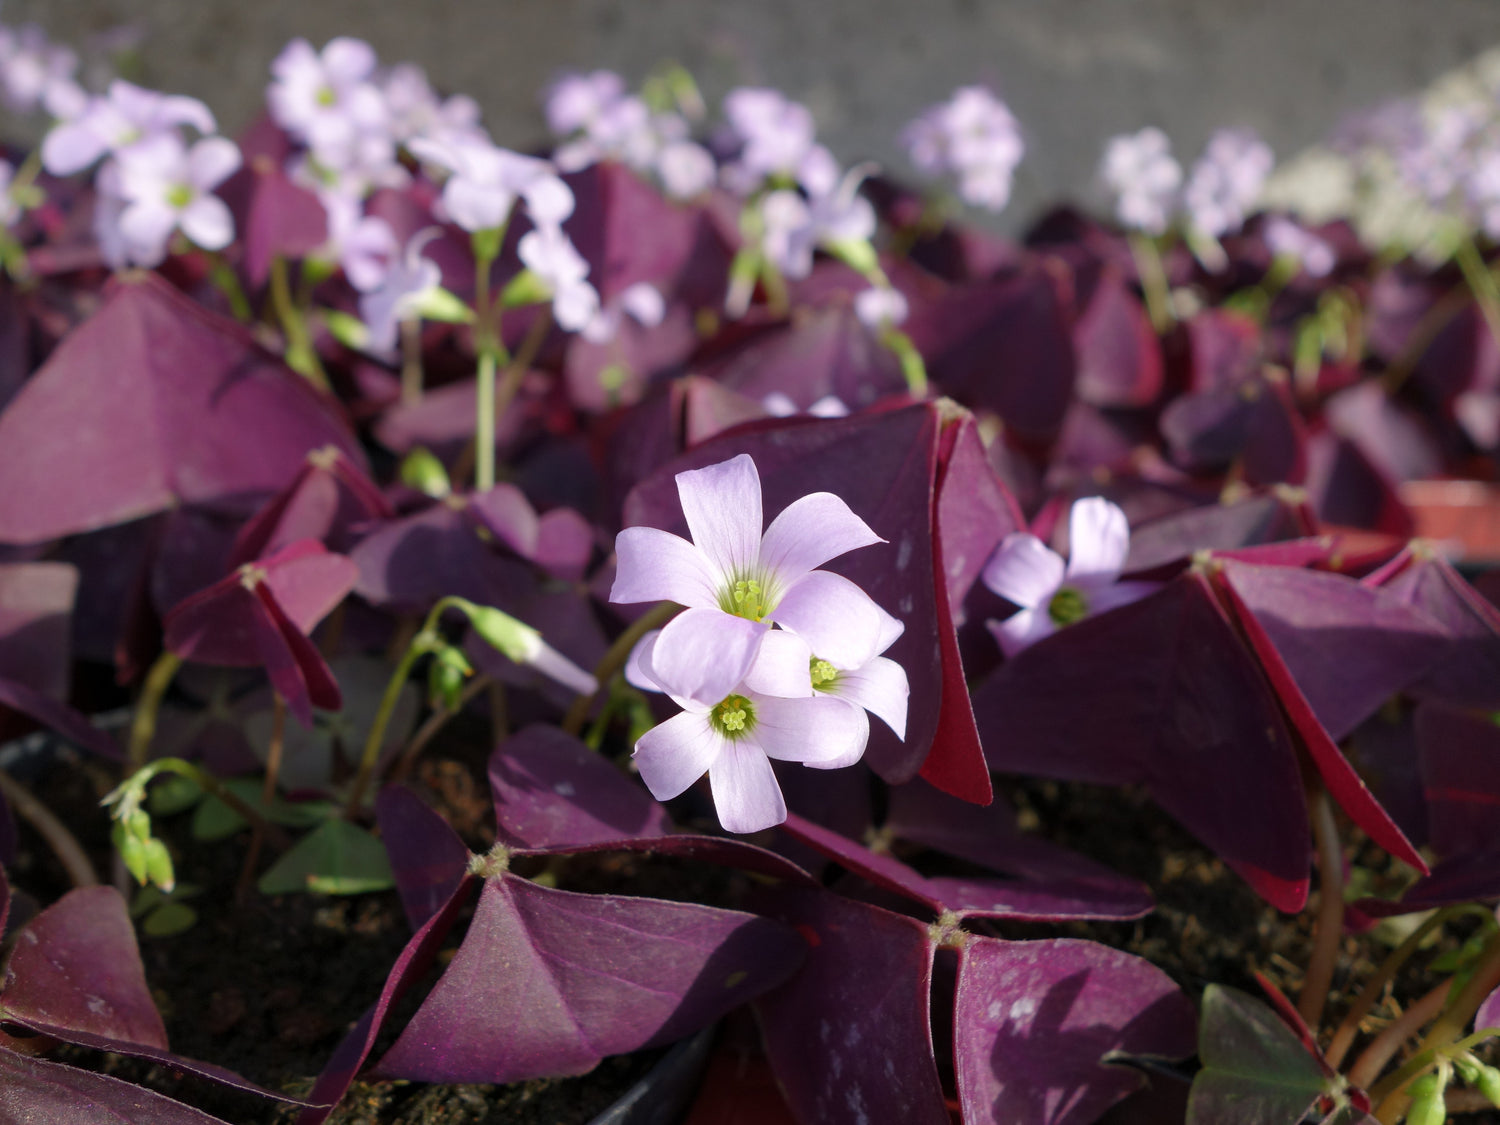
[
  {"x1": 987, "y1": 607, "x2": 1056, "y2": 658},
  {"x1": 831, "y1": 655, "x2": 908, "y2": 740},
  {"x1": 187, "y1": 137, "x2": 242, "y2": 191},
  {"x1": 708, "y1": 739, "x2": 786, "y2": 833},
  {"x1": 757, "y1": 492, "x2": 884, "y2": 588},
  {"x1": 624, "y1": 629, "x2": 664, "y2": 693},
  {"x1": 742, "y1": 629, "x2": 813, "y2": 698},
  {"x1": 179, "y1": 195, "x2": 234, "y2": 250},
  {"x1": 752, "y1": 693, "x2": 868, "y2": 767},
  {"x1": 634, "y1": 710, "x2": 721, "y2": 801},
  {"x1": 116, "y1": 201, "x2": 176, "y2": 265},
  {"x1": 872, "y1": 602, "x2": 905, "y2": 654},
  {"x1": 157, "y1": 93, "x2": 216, "y2": 135},
  {"x1": 1065, "y1": 497, "x2": 1131, "y2": 584},
  {"x1": 322, "y1": 37, "x2": 377, "y2": 84},
  {"x1": 1084, "y1": 579, "x2": 1160, "y2": 616},
  {"x1": 41, "y1": 120, "x2": 105, "y2": 175},
  {"x1": 527, "y1": 637, "x2": 598, "y2": 695},
  {"x1": 981, "y1": 533, "x2": 1064, "y2": 609},
  {"x1": 772, "y1": 569, "x2": 884, "y2": 670},
  {"x1": 675, "y1": 454, "x2": 762, "y2": 581},
  {"x1": 649, "y1": 607, "x2": 768, "y2": 705},
  {"x1": 611, "y1": 526, "x2": 720, "y2": 607},
  {"x1": 444, "y1": 177, "x2": 513, "y2": 233}
]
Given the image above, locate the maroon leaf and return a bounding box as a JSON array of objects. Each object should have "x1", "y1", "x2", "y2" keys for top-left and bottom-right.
[
  {"x1": 623, "y1": 402, "x2": 1018, "y2": 800},
  {"x1": 235, "y1": 159, "x2": 329, "y2": 287},
  {"x1": 375, "y1": 784, "x2": 471, "y2": 933},
  {"x1": 973, "y1": 574, "x2": 1312, "y2": 912},
  {"x1": 1414, "y1": 700, "x2": 1500, "y2": 861},
  {"x1": 753, "y1": 888, "x2": 950, "y2": 1125},
  {"x1": 954, "y1": 937, "x2": 1196, "y2": 1125},
  {"x1": 1124, "y1": 492, "x2": 1314, "y2": 574},
  {"x1": 488, "y1": 724, "x2": 671, "y2": 851},
  {"x1": 0, "y1": 886, "x2": 167, "y2": 1049},
  {"x1": 228, "y1": 445, "x2": 392, "y2": 566},
  {"x1": 373, "y1": 875, "x2": 804, "y2": 1084},
  {"x1": 0, "y1": 1050, "x2": 234, "y2": 1125},
  {"x1": 0, "y1": 272, "x2": 361, "y2": 545},
  {"x1": 1072, "y1": 263, "x2": 1163, "y2": 409},
  {"x1": 0, "y1": 676, "x2": 121, "y2": 759}
]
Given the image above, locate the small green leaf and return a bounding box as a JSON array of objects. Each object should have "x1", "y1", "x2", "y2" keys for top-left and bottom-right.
[
  {"x1": 411, "y1": 286, "x2": 475, "y2": 325},
  {"x1": 147, "y1": 775, "x2": 205, "y2": 817},
  {"x1": 323, "y1": 310, "x2": 370, "y2": 351},
  {"x1": 258, "y1": 819, "x2": 395, "y2": 896},
  {"x1": 143, "y1": 902, "x2": 197, "y2": 938},
  {"x1": 192, "y1": 778, "x2": 334, "y2": 841}
]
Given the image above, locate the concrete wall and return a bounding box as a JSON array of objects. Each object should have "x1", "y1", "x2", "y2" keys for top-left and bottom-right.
[{"x1": 10, "y1": 0, "x2": 1500, "y2": 230}]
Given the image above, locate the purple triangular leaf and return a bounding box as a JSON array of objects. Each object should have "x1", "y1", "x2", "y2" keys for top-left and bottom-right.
[
  {"x1": 1124, "y1": 493, "x2": 1313, "y2": 574},
  {"x1": 375, "y1": 784, "x2": 471, "y2": 932},
  {"x1": 1072, "y1": 262, "x2": 1163, "y2": 409},
  {"x1": 0, "y1": 273, "x2": 361, "y2": 544},
  {"x1": 489, "y1": 725, "x2": 672, "y2": 850},
  {"x1": 955, "y1": 937, "x2": 1197, "y2": 1125},
  {"x1": 0, "y1": 1049, "x2": 235, "y2": 1124},
  {"x1": 974, "y1": 574, "x2": 1311, "y2": 912},
  {"x1": 374, "y1": 874, "x2": 804, "y2": 1083},
  {"x1": 1415, "y1": 700, "x2": 1500, "y2": 861},
  {"x1": 753, "y1": 887, "x2": 949, "y2": 1125},
  {"x1": 0, "y1": 561, "x2": 76, "y2": 699},
  {"x1": 0, "y1": 676, "x2": 120, "y2": 759},
  {"x1": 229, "y1": 447, "x2": 392, "y2": 566},
  {"x1": 0, "y1": 886, "x2": 167, "y2": 1049}
]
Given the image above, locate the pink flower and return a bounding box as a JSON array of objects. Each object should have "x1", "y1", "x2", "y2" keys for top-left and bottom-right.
[
  {"x1": 517, "y1": 223, "x2": 599, "y2": 332},
  {"x1": 358, "y1": 230, "x2": 443, "y2": 355},
  {"x1": 611, "y1": 453, "x2": 891, "y2": 706},
  {"x1": 102, "y1": 133, "x2": 241, "y2": 266},
  {"x1": 42, "y1": 80, "x2": 216, "y2": 176},
  {"x1": 902, "y1": 85, "x2": 1024, "y2": 212},
  {"x1": 1100, "y1": 127, "x2": 1182, "y2": 235},
  {"x1": 626, "y1": 628, "x2": 871, "y2": 833},
  {"x1": 408, "y1": 132, "x2": 572, "y2": 233},
  {"x1": 267, "y1": 37, "x2": 388, "y2": 171},
  {"x1": 982, "y1": 497, "x2": 1158, "y2": 657}
]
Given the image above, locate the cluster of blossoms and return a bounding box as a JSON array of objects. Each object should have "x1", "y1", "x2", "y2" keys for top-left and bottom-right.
[
  {"x1": 543, "y1": 69, "x2": 715, "y2": 200},
  {"x1": 42, "y1": 80, "x2": 239, "y2": 268},
  {"x1": 981, "y1": 497, "x2": 1156, "y2": 657},
  {"x1": 901, "y1": 84, "x2": 1024, "y2": 212},
  {"x1": 1099, "y1": 125, "x2": 1274, "y2": 241},
  {"x1": 610, "y1": 455, "x2": 908, "y2": 833},
  {"x1": 0, "y1": 21, "x2": 85, "y2": 120}
]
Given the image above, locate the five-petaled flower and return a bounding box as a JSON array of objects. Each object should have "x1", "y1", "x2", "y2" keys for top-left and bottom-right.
[
  {"x1": 981, "y1": 496, "x2": 1158, "y2": 657},
  {"x1": 611, "y1": 453, "x2": 890, "y2": 706}
]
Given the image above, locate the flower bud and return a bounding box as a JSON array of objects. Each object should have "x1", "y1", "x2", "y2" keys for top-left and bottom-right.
[
  {"x1": 399, "y1": 447, "x2": 450, "y2": 498},
  {"x1": 1407, "y1": 1072, "x2": 1447, "y2": 1125}
]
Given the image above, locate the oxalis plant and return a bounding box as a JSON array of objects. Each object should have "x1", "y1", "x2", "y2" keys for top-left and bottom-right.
[{"x1": 0, "y1": 19, "x2": 1499, "y2": 1125}]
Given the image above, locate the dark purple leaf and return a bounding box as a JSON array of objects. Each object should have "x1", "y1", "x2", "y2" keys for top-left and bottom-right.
[
  {"x1": 229, "y1": 446, "x2": 393, "y2": 566},
  {"x1": 372, "y1": 376, "x2": 528, "y2": 462},
  {"x1": 974, "y1": 574, "x2": 1312, "y2": 912},
  {"x1": 0, "y1": 866, "x2": 9, "y2": 944},
  {"x1": 375, "y1": 784, "x2": 471, "y2": 932},
  {"x1": 1160, "y1": 369, "x2": 1306, "y2": 486},
  {"x1": 0, "y1": 1050, "x2": 234, "y2": 1124},
  {"x1": 1323, "y1": 382, "x2": 1443, "y2": 485},
  {"x1": 1370, "y1": 547, "x2": 1500, "y2": 710},
  {"x1": 374, "y1": 875, "x2": 804, "y2": 1084},
  {"x1": 0, "y1": 886, "x2": 167, "y2": 1049},
  {"x1": 0, "y1": 272, "x2": 362, "y2": 544},
  {"x1": 1345, "y1": 706, "x2": 1428, "y2": 850},
  {"x1": 753, "y1": 888, "x2": 949, "y2": 1125},
  {"x1": 236, "y1": 160, "x2": 329, "y2": 287},
  {"x1": 1216, "y1": 559, "x2": 1448, "y2": 741},
  {"x1": 296, "y1": 874, "x2": 480, "y2": 1125},
  {"x1": 1414, "y1": 701, "x2": 1500, "y2": 861},
  {"x1": 904, "y1": 261, "x2": 1076, "y2": 441},
  {"x1": 489, "y1": 724, "x2": 671, "y2": 850},
  {"x1": 623, "y1": 402, "x2": 1016, "y2": 801},
  {"x1": 1305, "y1": 430, "x2": 1415, "y2": 537},
  {"x1": 564, "y1": 303, "x2": 698, "y2": 413},
  {"x1": 0, "y1": 676, "x2": 121, "y2": 759},
  {"x1": 1124, "y1": 492, "x2": 1313, "y2": 574},
  {"x1": 1182, "y1": 309, "x2": 1263, "y2": 392},
  {"x1": 0, "y1": 561, "x2": 75, "y2": 699},
  {"x1": 1072, "y1": 263, "x2": 1163, "y2": 409},
  {"x1": 698, "y1": 303, "x2": 908, "y2": 414},
  {"x1": 955, "y1": 937, "x2": 1196, "y2": 1125},
  {"x1": 1185, "y1": 985, "x2": 1334, "y2": 1125},
  {"x1": 0, "y1": 798, "x2": 12, "y2": 868}
]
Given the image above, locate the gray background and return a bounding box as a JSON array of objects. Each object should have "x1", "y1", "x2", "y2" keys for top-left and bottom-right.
[{"x1": 9, "y1": 0, "x2": 1500, "y2": 230}]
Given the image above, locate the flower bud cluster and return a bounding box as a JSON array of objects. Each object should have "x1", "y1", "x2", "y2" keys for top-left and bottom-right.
[{"x1": 610, "y1": 454, "x2": 909, "y2": 834}]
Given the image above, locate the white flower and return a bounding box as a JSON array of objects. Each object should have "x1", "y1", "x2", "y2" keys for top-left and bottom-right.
[
  {"x1": 267, "y1": 37, "x2": 389, "y2": 171},
  {"x1": 409, "y1": 132, "x2": 572, "y2": 233},
  {"x1": 1100, "y1": 127, "x2": 1182, "y2": 235},
  {"x1": 981, "y1": 497, "x2": 1157, "y2": 657},
  {"x1": 101, "y1": 133, "x2": 241, "y2": 267}
]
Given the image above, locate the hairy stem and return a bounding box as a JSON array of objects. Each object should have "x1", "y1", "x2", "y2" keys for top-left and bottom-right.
[
  {"x1": 562, "y1": 602, "x2": 681, "y2": 737},
  {"x1": 1298, "y1": 784, "x2": 1346, "y2": 1030},
  {"x1": 128, "y1": 650, "x2": 183, "y2": 774},
  {"x1": 0, "y1": 768, "x2": 98, "y2": 886}
]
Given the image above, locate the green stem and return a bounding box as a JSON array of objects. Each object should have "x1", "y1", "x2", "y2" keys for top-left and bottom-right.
[
  {"x1": 344, "y1": 596, "x2": 466, "y2": 816},
  {"x1": 562, "y1": 602, "x2": 681, "y2": 737},
  {"x1": 208, "y1": 251, "x2": 252, "y2": 322},
  {"x1": 475, "y1": 346, "x2": 498, "y2": 492},
  {"x1": 400, "y1": 316, "x2": 424, "y2": 404},
  {"x1": 128, "y1": 651, "x2": 183, "y2": 774},
  {"x1": 1128, "y1": 231, "x2": 1174, "y2": 334},
  {"x1": 1327, "y1": 905, "x2": 1491, "y2": 1069},
  {"x1": 388, "y1": 673, "x2": 492, "y2": 784},
  {"x1": 269, "y1": 255, "x2": 330, "y2": 391},
  {"x1": 1455, "y1": 237, "x2": 1500, "y2": 357},
  {"x1": 125, "y1": 757, "x2": 290, "y2": 851},
  {"x1": 488, "y1": 309, "x2": 553, "y2": 450}
]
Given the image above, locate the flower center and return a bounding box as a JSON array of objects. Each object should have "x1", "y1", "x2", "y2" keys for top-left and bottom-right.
[
  {"x1": 709, "y1": 694, "x2": 755, "y2": 738},
  {"x1": 809, "y1": 657, "x2": 839, "y2": 690},
  {"x1": 724, "y1": 577, "x2": 771, "y2": 622},
  {"x1": 316, "y1": 84, "x2": 338, "y2": 108},
  {"x1": 165, "y1": 183, "x2": 194, "y2": 209},
  {"x1": 1047, "y1": 585, "x2": 1089, "y2": 627}
]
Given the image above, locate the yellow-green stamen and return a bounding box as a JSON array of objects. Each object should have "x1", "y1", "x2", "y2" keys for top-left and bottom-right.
[
  {"x1": 165, "y1": 183, "x2": 194, "y2": 209},
  {"x1": 810, "y1": 658, "x2": 839, "y2": 690},
  {"x1": 1047, "y1": 585, "x2": 1089, "y2": 627},
  {"x1": 723, "y1": 577, "x2": 771, "y2": 621},
  {"x1": 709, "y1": 694, "x2": 755, "y2": 738}
]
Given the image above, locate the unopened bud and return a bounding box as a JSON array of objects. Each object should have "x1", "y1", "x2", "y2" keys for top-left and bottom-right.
[
  {"x1": 399, "y1": 447, "x2": 450, "y2": 498},
  {"x1": 1407, "y1": 1072, "x2": 1447, "y2": 1125}
]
